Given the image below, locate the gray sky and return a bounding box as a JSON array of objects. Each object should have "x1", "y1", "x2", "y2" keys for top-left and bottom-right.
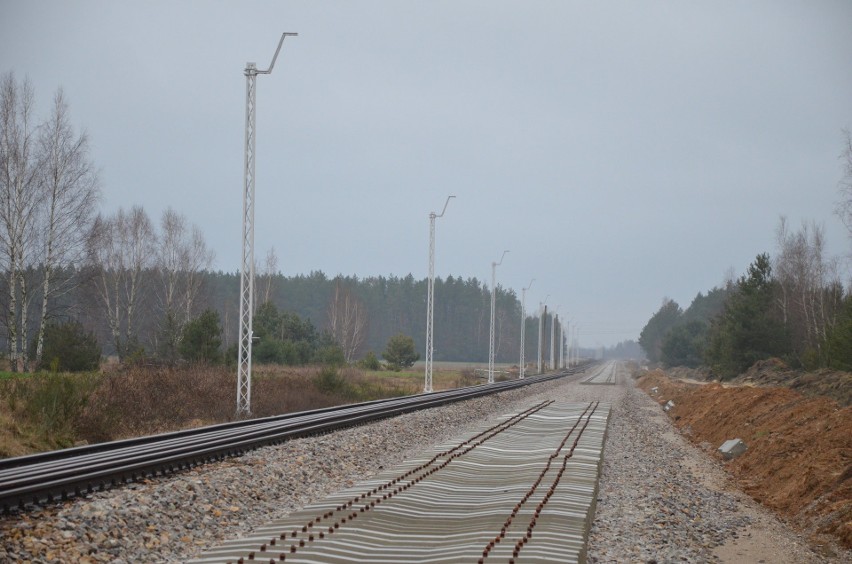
[{"x1": 2, "y1": 1, "x2": 851, "y2": 347}]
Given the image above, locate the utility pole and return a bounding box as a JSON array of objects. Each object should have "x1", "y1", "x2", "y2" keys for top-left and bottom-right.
[
  {"x1": 519, "y1": 279, "x2": 534, "y2": 379},
  {"x1": 537, "y1": 297, "x2": 548, "y2": 373},
  {"x1": 550, "y1": 306, "x2": 561, "y2": 371},
  {"x1": 573, "y1": 325, "x2": 579, "y2": 367},
  {"x1": 488, "y1": 250, "x2": 509, "y2": 383},
  {"x1": 424, "y1": 195, "x2": 454, "y2": 393},
  {"x1": 236, "y1": 32, "x2": 297, "y2": 417}
]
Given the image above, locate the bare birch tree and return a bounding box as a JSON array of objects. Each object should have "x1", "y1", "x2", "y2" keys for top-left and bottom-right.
[
  {"x1": 327, "y1": 277, "x2": 367, "y2": 362},
  {"x1": 774, "y1": 217, "x2": 842, "y2": 357},
  {"x1": 260, "y1": 246, "x2": 278, "y2": 305},
  {"x1": 155, "y1": 208, "x2": 213, "y2": 358},
  {"x1": 0, "y1": 73, "x2": 41, "y2": 371},
  {"x1": 33, "y1": 88, "x2": 99, "y2": 364},
  {"x1": 837, "y1": 128, "x2": 852, "y2": 239},
  {"x1": 88, "y1": 206, "x2": 156, "y2": 359},
  {"x1": 183, "y1": 223, "x2": 213, "y2": 318},
  {"x1": 157, "y1": 208, "x2": 185, "y2": 318}
]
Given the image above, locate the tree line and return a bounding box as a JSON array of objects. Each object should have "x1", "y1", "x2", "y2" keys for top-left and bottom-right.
[
  {"x1": 205, "y1": 269, "x2": 553, "y2": 366},
  {"x1": 1, "y1": 73, "x2": 572, "y2": 371},
  {"x1": 640, "y1": 134, "x2": 852, "y2": 377}
]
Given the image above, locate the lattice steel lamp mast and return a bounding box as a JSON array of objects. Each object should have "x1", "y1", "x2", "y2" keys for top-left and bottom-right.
[
  {"x1": 424, "y1": 195, "x2": 455, "y2": 393},
  {"x1": 488, "y1": 250, "x2": 509, "y2": 384},
  {"x1": 237, "y1": 32, "x2": 297, "y2": 416},
  {"x1": 550, "y1": 305, "x2": 561, "y2": 371},
  {"x1": 519, "y1": 279, "x2": 534, "y2": 380}
]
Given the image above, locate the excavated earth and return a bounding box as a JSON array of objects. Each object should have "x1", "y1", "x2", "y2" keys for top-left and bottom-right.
[{"x1": 637, "y1": 368, "x2": 852, "y2": 552}]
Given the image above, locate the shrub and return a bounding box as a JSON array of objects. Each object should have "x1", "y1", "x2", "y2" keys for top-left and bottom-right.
[
  {"x1": 358, "y1": 351, "x2": 381, "y2": 371},
  {"x1": 826, "y1": 296, "x2": 852, "y2": 371},
  {"x1": 180, "y1": 309, "x2": 222, "y2": 363},
  {"x1": 314, "y1": 344, "x2": 346, "y2": 366},
  {"x1": 35, "y1": 321, "x2": 101, "y2": 372},
  {"x1": 313, "y1": 365, "x2": 350, "y2": 396},
  {"x1": 254, "y1": 339, "x2": 287, "y2": 364},
  {"x1": 8, "y1": 372, "x2": 100, "y2": 448},
  {"x1": 382, "y1": 333, "x2": 419, "y2": 371}
]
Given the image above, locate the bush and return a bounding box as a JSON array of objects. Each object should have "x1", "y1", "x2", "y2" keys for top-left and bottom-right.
[
  {"x1": 180, "y1": 310, "x2": 222, "y2": 363},
  {"x1": 35, "y1": 321, "x2": 101, "y2": 372},
  {"x1": 313, "y1": 365, "x2": 350, "y2": 396},
  {"x1": 6, "y1": 372, "x2": 100, "y2": 448},
  {"x1": 254, "y1": 339, "x2": 287, "y2": 364},
  {"x1": 825, "y1": 296, "x2": 852, "y2": 371},
  {"x1": 314, "y1": 344, "x2": 346, "y2": 366},
  {"x1": 382, "y1": 333, "x2": 419, "y2": 371},
  {"x1": 358, "y1": 351, "x2": 381, "y2": 371}
]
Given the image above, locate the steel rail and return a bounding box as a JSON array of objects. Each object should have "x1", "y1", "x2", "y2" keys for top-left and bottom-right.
[
  {"x1": 206, "y1": 400, "x2": 560, "y2": 564},
  {"x1": 0, "y1": 364, "x2": 591, "y2": 513},
  {"x1": 189, "y1": 397, "x2": 611, "y2": 564}
]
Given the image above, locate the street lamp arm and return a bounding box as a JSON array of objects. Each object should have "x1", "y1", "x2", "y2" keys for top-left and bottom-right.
[
  {"x1": 495, "y1": 249, "x2": 509, "y2": 267},
  {"x1": 436, "y1": 195, "x2": 455, "y2": 218},
  {"x1": 257, "y1": 32, "x2": 298, "y2": 74}
]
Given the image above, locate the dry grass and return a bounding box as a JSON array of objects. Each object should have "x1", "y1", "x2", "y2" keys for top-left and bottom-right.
[
  {"x1": 364, "y1": 366, "x2": 480, "y2": 391},
  {"x1": 0, "y1": 363, "x2": 471, "y2": 457}
]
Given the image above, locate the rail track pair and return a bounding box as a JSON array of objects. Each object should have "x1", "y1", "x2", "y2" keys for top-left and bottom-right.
[{"x1": 1, "y1": 365, "x2": 590, "y2": 513}]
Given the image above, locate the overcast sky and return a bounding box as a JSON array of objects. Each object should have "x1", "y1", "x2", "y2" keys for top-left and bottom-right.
[{"x1": 2, "y1": 1, "x2": 851, "y2": 347}]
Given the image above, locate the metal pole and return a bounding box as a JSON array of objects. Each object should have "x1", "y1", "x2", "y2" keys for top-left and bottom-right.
[
  {"x1": 568, "y1": 327, "x2": 577, "y2": 366},
  {"x1": 569, "y1": 325, "x2": 574, "y2": 367},
  {"x1": 519, "y1": 279, "x2": 534, "y2": 379},
  {"x1": 574, "y1": 326, "x2": 579, "y2": 366},
  {"x1": 537, "y1": 296, "x2": 548, "y2": 374},
  {"x1": 570, "y1": 326, "x2": 575, "y2": 367},
  {"x1": 537, "y1": 306, "x2": 542, "y2": 373},
  {"x1": 488, "y1": 250, "x2": 509, "y2": 383},
  {"x1": 236, "y1": 33, "x2": 296, "y2": 417},
  {"x1": 424, "y1": 196, "x2": 454, "y2": 393},
  {"x1": 564, "y1": 319, "x2": 571, "y2": 368},
  {"x1": 559, "y1": 319, "x2": 564, "y2": 369},
  {"x1": 550, "y1": 306, "x2": 560, "y2": 371}
]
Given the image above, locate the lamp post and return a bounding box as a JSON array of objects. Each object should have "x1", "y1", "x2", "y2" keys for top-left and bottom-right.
[
  {"x1": 573, "y1": 325, "x2": 580, "y2": 367},
  {"x1": 568, "y1": 324, "x2": 574, "y2": 368},
  {"x1": 424, "y1": 195, "x2": 455, "y2": 393},
  {"x1": 563, "y1": 318, "x2": 572, "y2": 368},
  {"x1": 537, "y1": 295, "x2": 549, "y2": 374},
  {"x1": 519, "y1": 279, "x2": 534, "y2": 379},
  {"x1": 550, "y1": 305, "x2": 561, "y2": 371},
  {"x1": 236, "y1": 32, "x2": 297, "y2": 417},
  {"x1": 488, "y1": 250, "x2": 509, "y2": 383}
]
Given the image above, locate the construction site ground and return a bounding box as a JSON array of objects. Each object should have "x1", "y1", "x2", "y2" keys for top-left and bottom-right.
[{"x1": 636, "y1": 362, "x2": 851, "y2": 554}]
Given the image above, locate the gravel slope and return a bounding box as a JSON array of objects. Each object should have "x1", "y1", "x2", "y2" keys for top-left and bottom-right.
[
  {"x1": 587, "y1": 365, "x2": 841, "y2": 563},
  {"x1": 1, "y1": 363, "x2": 840, "y2": 563}
]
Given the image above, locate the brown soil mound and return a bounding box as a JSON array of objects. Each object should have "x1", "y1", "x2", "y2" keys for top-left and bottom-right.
[
  {"x1": 662, "y1": 359, "x2": 852, "y2": 407},
  {"x1": 637, "y1": 369, "x2": 852, "y2": 552},
  {"x1": 736, "y1": 360, "x2": 852, "y2": 408}
]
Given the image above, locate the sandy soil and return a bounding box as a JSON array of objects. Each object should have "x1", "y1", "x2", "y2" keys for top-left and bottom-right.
[{"x1": 637, "y1": 368, "x2": 851, "y2": 558}]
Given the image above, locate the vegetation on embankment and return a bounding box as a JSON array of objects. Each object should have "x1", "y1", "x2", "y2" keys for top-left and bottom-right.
[
  {"x1": 636, "y1": 368, "x2": 851, "y2": 553},
  {"x1": 0, "y1": 364, "x2": 475, "y2": 458}
]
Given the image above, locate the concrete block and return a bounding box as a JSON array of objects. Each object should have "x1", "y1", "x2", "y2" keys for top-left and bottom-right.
[{"x1": 718, "y1": 438, "x2": 747, "y2": 460}]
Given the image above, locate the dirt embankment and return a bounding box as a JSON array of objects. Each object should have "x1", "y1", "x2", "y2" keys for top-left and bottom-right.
[
  {"x1": 665, "y1": 358, "x2": 852, "y2": 407},
  {"x1": 636, "y1": 369, "x2": 851, "y2": 553}
]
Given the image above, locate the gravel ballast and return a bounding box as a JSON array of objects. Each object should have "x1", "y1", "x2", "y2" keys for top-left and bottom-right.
[{"x1": 1, "y1": 363, "x2": 842, "y2": 563}]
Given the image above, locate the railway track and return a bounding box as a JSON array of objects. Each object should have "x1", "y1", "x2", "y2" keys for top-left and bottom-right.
[
  {"x1": 189, "y1": 398, "x2": 610, "y2": 563},
  {"x1": 580, "y1": 361, "x2": 618, "y2": 385},
  {"x1": 0, "y1": 365, "x2": 591, "y2": 514}
]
